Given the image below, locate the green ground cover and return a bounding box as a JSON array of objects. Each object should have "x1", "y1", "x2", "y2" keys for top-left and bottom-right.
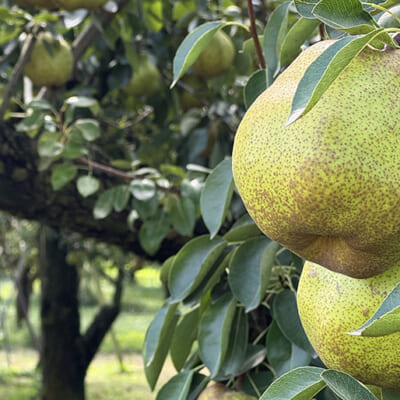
[{"x1": 0, "y1": 266, "x2": 175, "y2": 399}]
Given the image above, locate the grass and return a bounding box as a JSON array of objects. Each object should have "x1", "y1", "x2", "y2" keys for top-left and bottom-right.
[{"x1": 0, "y1": 266, "x2": 176, "y2": 399}]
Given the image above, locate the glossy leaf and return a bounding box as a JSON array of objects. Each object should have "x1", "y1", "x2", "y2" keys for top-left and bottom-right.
[
  {"x1": 113, "y1": 185, "x2": 131, "y2": 212},
  {"x1": 272, "y1": 290, "x2": 315, "y2": 355},
  {"x1": 200, "y1": 158, "x2": 234, "y2": 239},
  {"x1": 170, "y1": 308, "x2": 199, "y2": 371},
  {"x1": 73, "y1": 118, "x2": 101, "y2": 141},
  {"x1": 287, "y1": 29, "x2": 384, "y2": 125},
  {"x1": 38, "y1": 132, "x2": 63, "y2": 157},
  {"x1": 76, "y1": 175, "x2": 100, "y2": 198},
  {"x1": 321, "y1": 369, "x2": 379, "y2": 400},
  {"x1": 280, "y1": 18, "x2": 320, "y2": 67},
  {"x1": 313, "y1": 0, "x2": 376, "y2": 33},
  {"x1": 143, "y1": 301, "x2": 179, "y2": 390},
  {"x1": 198, "y1": 293, "x2": 236, "y2": 377},
  {"x1": 169, "y1": 196, "x2": 196, "y2": 237},
  {"x1": 172, "y1": 21, "x2": 247, "y2": 87},
  {"x1": 348, "y1": 282, "x2": 400, "y2": 337},
  {"x1": 156, "y1": 370, "x2": 194, "y2": 400},
  {"x1": 294, "y1": 0, "x2": 319, "y2": 18},
  {"x1": 260, "y1": 366, "x2": 326, "y2": 400},
  {"x1": 93, "y1": 188, "x2": 115, "y2": 220},
  {"x1": 139, "y1": 213, "x2": 170, "y2": 256},
  {"x1": 169, "y1": 235, "x2": 227, "y2": 302},
  {"x1": 217, "y1": 306, "x2": 249, "y2": 378},
  {"x1": 223, "y1": 213, "x2": 261, "y2": 243},
  {"x1": 263, "y1": 0, "x2": 291, "y2": 84},
  {"x1": 266, "y1": 320, "x2": 311, "y2": 377},
  {"x1": 229, "y1": 238, "x2": 279, "y2": 312},
  {"x1": 243, "y1": 69, "x2": 268, "y2": 109},
  {"x1": 132, "y1": 195, "x2": 159, "y2": 219},
  {"x1": 51, "y1": 163, "x2": 78, "y2": 190},
  {"x1": 130, "y1": 179, "x2": 156, "y2": 201}
]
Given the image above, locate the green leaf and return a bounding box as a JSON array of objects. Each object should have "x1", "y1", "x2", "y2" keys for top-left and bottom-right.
[
  {"x1": 280, "y1": 18, "x2": 320, "y2": 68},
  {"x1": 113, "y1": 185, "x2": 131, "y2": 212},
  {"x1": 143, "y1": 0, "x2": 163, "y2": 33},
  {"x1": 198, "y1": 293, "x2": 237, "y2": 378},
  {"x1": 156, "y1": 370, "x2": 194, "y2": 400},
  {"x1": 169, "y1": 235, "x2": 227, "y2": 302},
  {"x1": 321, "y1": 369, "x2": 380, "y2": 400},
  {"x1": 65, "y1": 96, "x2": 99, "y2": 108},
  {"x1": 169, "y1": 196, "x2": 196, "y2": 237},
  {"x1": 200, "y1": 158, "x2": 234, "y2": 239},
  {"x1": 143, "y1": 301, "x2": 180, "y2": 390},
  {"x1": 217, "y1": 306, "x2": 249, "y2": 378},
  {"x1": 287, "y1": 29, "x2": 384, "y2": 125},
  {"x1": 272, "y1": 290, "x2": 315, "y2": 355},
  {"x1": 266, "y1": 321, "x2": 312, "y2": 377},
  {"x1": 51, "y1": 163, "x2": 78, "y2": 190},
  {"x1": 223, "y1": 213, "x2": 261, "y2": 243},
  {"x1": 294, "y1": 0, "x2": 319, "y2": 18},
  {"x1": 38, "y1": 131, "x2": 63, "y2": 157},
  {"x1": 243, "y1": 69, "x2": 268, "y2": 109},
  {"x1": 229, "y1": 238, "x2": 279, "y2": 312},
  {"x1": 170, "y1": 308, "x2": 199, "y2": 371},
  {"x1": 313, "y1": 0, "x2": 377, "y2": 34},
  {"x1": 171, "y1": 21, "x2": 247, "y2": 87},
  {"x1": 93, "y1": 188, "x2": 115, "y2": 219},
  {"x1": 130, "y1": 179, "x2": 156, "y2": 201},
  {"x1": 139, "y1": 213, "x2": 170, "y2": 256},
  {"x1": 73, "y1": 118, "x2": 101, "y2": 141},
  {"x1": 382, "y1": 387, "x2": 400, "y2": 400},
  {"x1": 348, "y1": 282, "x2": 400, "y2": 337},
  {"x1": 132, "y1": 195, "x2": 159, "y2": 219},
  {"x1": 76, "y1": 175, "x2": 100, "y2": 197},
  {"x1": 263, "y1": 0, "x2": 291, "y2": 84},
  {"x1": 260, "y1": 367, "x2": 326, "y2": 400}
]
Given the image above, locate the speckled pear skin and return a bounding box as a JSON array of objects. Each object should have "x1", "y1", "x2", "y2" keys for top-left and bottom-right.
[
  {"x1": 198, "y1": 383, "x2": 229, "y2": 399},
  {"x1": 297, "y1": 260, "x2": 400, "y2": 390},
  {"x1": 232, "y1": 40, "x2": 400, "y2": 278}
]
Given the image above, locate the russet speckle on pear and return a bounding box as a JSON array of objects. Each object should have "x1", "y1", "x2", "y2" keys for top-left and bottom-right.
[
  {"x1": 232, "y1": 40, "x2": 400, "y2": 278},
  {"x1": 297, "y1": 260, "x2": 400, "y2": 390}
]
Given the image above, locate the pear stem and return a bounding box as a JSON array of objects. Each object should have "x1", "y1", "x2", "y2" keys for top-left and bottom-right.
[{"x1": 247, "y1": 0, "x2": 266, "y2": 69}]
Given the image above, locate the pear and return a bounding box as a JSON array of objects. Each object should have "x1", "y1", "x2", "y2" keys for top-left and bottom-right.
[
  {"x1": 193, "y1": 30, "x2": 235, "y2": 78},
  {"x1": 232, "y1": 40, "x2": 400, "y2": 278},
  {"x1": 198, "y1": 383, "x2": 257, "y2": 399},
  {"x1": 24, "y1": 32, "x2": 73, "y2": 87},
  {"x1": 297, "y1": 260, "x2": 400, "y2": 390},
  {"x1": 198, "y1": 383, "x2": 229, "y2": 399},
  {"x1": 125, "y1": 54, "x2": 161, "y2": 99}
]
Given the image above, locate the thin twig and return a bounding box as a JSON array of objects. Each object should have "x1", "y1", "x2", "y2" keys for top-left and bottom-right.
[
  {"x1": 0, "y1": 26, "x2": 41, "y2": 121},
  {"x1": 77, "y1": 157, "x2": 133, "y2": 180},
  {"x1": 247, "y1": 0, "x2": 266, "y2": 69}
]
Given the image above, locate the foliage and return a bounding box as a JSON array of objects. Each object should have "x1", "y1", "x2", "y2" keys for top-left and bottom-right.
[{"x1": 1, "y1": 0, "x2": 400, "y2": 399}]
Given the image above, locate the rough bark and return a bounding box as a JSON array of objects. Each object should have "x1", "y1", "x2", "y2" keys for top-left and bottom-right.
[
  {"x1": 39, "y1": 227, "x2": 124, "y2": 400},
  {"x1": 0, "y1": 122, "x2": 186, "y2": 260}
]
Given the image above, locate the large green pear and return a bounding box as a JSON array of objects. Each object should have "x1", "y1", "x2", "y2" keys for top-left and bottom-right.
[
  {"x1": 24, "y1": 32, "x2": 73, "y2": 87},
  {"x1": 193, "y1": 30, "x2": 235, "y2": 78},
  {"x1": 125, "y1": 54, "x2": 161, "y2": 99},
  {"x1": 297, "y1": 260, "x2": 400, "y2": 390},
  {"x1": 232, "y1": 40, "x2": 400, "y2": 278}
]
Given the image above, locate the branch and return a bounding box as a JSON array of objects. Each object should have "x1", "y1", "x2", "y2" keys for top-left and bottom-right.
[
  {"x1": 0, "y1": 26, "x2": 40, "y2": 121},
  {"x1": 247, "y1": 0, "x2": 266, "y2": 69},
  {"x1": 81, "y1": 267, "x2": 124, "y2": 369},
  {"x1": 72, "y1": 0, "x2": 130, "y2": 62}
]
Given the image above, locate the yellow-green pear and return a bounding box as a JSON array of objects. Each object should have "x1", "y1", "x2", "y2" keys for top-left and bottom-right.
[
  {"x1": 24, "y1": 32, "x2": 73, "y2": 87},
  {"x1": 55, "y1": 0, "x2": 107, "y2": 10},
  {"x1": 198, "y1": 383, "x2": 229, "y2": 399},
  {"x1": 125, "y1": 54, "x2": 161, "y2": 99},
  {"x1": 232, "y1": 40, "x2": 400, "y2": 278},
  {"x1": 193, "y1": 30, "x2": 235, "y2": 78},
  {"x1": 297, "y1": 260, "x2": 400, "y2": 390},
  {"x1": 223, "y1": 391, "x2": 257, "y2": 399}
]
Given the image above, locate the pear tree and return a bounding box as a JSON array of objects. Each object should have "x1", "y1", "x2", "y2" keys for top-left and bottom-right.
[{"x1": 2, "y1": 0, "x2": 400, "y2": 400}]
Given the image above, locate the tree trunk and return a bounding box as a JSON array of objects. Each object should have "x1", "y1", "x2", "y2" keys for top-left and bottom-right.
[{"x1": 39, "y1": 227, "x2": 86, "y2": 400}]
